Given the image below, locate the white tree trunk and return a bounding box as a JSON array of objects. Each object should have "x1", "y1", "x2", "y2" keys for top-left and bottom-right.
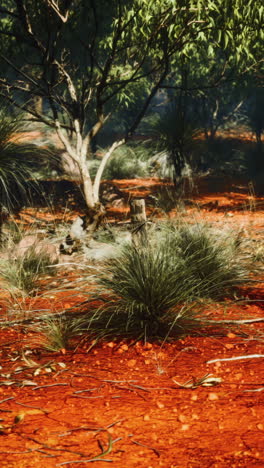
[{"x1": 55, "y1": 120, "x2": 125, "y2": 217}]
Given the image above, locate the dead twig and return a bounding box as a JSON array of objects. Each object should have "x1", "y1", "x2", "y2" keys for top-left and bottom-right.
[
  {"x1": 129, "y1": 384, "x2": 151, "y2": 392},
  {"x1": 207, "y1": 354, "x2": 264, "y2": 364},
  {"x1": 35, "y1": 449, "x2": 57, "y2": 457},
  {"x1": 132, "y1": 439, "x2": 161, "y2": 457},
  {"x1": 244, "y1": 387, "x2": 264, "y2": 392},
  {"x1": 205, "y1": 318, "x2": 264, "y2": 324},
  {"x1": 0, "y1": 397, "x2": 14, "y2": 404},
  {"x1": 58, "y1": 427, "x2": 105, "y2": 437},
  {"x1": 71, "y1": 395, "x2": 104, "y2": 399},
  {"x1": 112, "y1": 384, "x2": 148, "y2": 401},
  {"x1": 57, "y1": 420, "x2": 124, "y2": 438},
  {"x1": 0, "y1": 449, "x2": 35, "y2": 454},
  {"x1": 73, "y1": 386, "x2": 103, "y2": 394},
  {"x1": 56, "y1": 434, "x2": 116, "y2": 465},
  {"x1": 14, "y1": 401, "x2": 49, "y2": 413},
  {"x1": 21, "y1": 435, "x2": 86, "y2": 457},
  {"x1": 33, "y1": 383, "x2": 68, "y2": 390}
]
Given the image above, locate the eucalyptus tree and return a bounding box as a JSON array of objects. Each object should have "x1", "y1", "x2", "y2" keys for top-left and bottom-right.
[{"x1": 0, "y1": 0, "x2": 262, "y2": 236}]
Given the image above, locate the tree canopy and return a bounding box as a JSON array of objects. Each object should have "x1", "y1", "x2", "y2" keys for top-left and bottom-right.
[{"x1": 0, "y1": 0, "x2": 263, "y2": 218}]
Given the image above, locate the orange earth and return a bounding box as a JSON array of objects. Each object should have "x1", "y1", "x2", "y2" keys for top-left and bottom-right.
[{"x1": 0, "y1": 176, "x2": 263, "y2": 468}]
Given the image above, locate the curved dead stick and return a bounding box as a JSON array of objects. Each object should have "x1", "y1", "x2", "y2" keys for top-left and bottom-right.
[
  {"x1": 207, "y1": 354, "x2": 264, "y2": 364},
  {"x1": 205, "y1": 318, "x2": 264, "y2": 324}
]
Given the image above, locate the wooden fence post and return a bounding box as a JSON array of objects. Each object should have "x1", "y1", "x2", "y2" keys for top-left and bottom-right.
[{"x1": 130, "y1": 199, "x2": 148, "y2": 247}]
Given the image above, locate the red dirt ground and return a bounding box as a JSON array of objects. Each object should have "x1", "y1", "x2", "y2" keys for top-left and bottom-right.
[{"x1": 0, "y1": 178, "x2": 263, "y2": 468}]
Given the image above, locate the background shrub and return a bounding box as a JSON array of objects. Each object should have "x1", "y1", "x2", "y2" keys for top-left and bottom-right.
[{"x1": 104, "y1": 145, "x2": 150, "y2": 179}]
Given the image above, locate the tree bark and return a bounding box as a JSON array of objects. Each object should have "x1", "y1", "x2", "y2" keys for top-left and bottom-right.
[{"x1": 85, "y1": 202, "x2": 106, "y2": 242}]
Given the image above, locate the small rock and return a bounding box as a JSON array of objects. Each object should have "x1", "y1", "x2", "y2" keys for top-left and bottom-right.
[
  {"x1": 120, "y1": 344, "x2": 128, "y2": 351},
  {"x1": 156, "y1": 401, "x2": 164, "y2": 409},
  {"x1": 227, "y1": 332, "x2": 236, "y2": 338},
  {"x1": 181, "y1": 424, "x2": 190, "y2": 431},
  {"x1": 178, "y1": 414, "x2": 187, "y2": 423},
  {"x1": 208, "y1": 392, "x2": 219, "y2": 401},
  {"x1": 127, "y1": 359, "x2": 137, "y2": 368},
  {"x1": 143, "y1": 343, "x2": 153, "y2": 350},
  {"x1": 225, "y1": 343, "x2": 234, "y2": 349},
  {"x1": 107, "y1": 342, "x2": 115, "y2": 348}
]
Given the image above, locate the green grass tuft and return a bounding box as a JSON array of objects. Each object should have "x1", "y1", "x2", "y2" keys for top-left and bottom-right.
[
  {"x1": 37, "y1": 315, "x2": 85, "y2": 352},
  {"x1": 0, "y1": 247, "x2": 56, "y2": 294}
]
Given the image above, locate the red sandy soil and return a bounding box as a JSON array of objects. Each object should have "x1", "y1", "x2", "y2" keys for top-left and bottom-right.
[
  {"x1": 12, "y1": 127, "x2": 263, "y2": 147},
  {"x1": 0, "y1": 178, "x2": 263, "y2": 468}
]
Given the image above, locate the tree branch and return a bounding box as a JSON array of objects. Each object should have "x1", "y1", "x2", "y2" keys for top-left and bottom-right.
[
  {"x1": 93, "y1": 139, "x2": 125, "y2": 202},
  {"x1": 45, "y1": 0, "x2": 71, "y2": 23},
  {"x1": 0, "y1": 7, "x2": 18, "y2": 18}
]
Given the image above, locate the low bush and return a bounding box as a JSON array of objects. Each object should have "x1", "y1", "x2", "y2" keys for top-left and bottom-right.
[{"x1": 150, "y1": 185, "x2": 184, "y2": 214}]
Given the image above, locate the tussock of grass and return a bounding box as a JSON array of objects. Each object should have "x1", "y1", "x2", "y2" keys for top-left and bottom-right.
[
  {"x1": 252, "y1": 246, "x2": 264, "y2": 262},
  {"x1": 85, "y1": 222, "x2": 249, "y2": 341},
  {"x1": 104, "y1": 145, "x2": 148, "y2": 180},
  {"x1": 162, "y1": 222, "x2": 247, "y2": 299},
  {"x1": 37, "y1": 315, "x2": 85, "y2": 351},
  {"x1": 0, "y1": 247, "x2": 56, "y2": 294},
  {"x1": 150, "y1": 185, "x2": 184, "y2": 213}
]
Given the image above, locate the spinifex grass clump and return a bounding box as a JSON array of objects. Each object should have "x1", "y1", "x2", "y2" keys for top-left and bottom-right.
[
  {"x1": 164, "y1": 223, "x2": 247, "y2": 300},
  {"x1": 88, "y1": 242, "x2": 203, "y2": 339},
  {"x1": 37, "y1": 315, "x2": 85, "y2": 352},
  {"x1": 87, "y1": 222, "x2": 248, "y2": 340},
  {"x1": 0, "y1": 247, "x2": 56, "y2": 294}
]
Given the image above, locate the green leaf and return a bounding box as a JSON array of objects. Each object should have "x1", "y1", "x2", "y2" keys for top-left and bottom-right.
[{"x1": 207, "y1": 44, "x2": 214, "y2": 57}]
